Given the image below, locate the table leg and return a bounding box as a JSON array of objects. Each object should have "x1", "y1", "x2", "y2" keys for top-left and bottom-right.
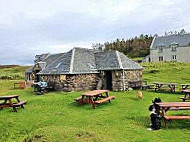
[
  {"x1": 16, "y1": 97, "x2": 24, "y2": 109},
  {"x1": 8, "y1": 99, "x2": 17, "y2": 112},
  {"x1": 90, "y1": 97, "x2": 96, "y2": 109},
  {"x1": 105, "y1": 92, "x2": 111, "y2": 103},
  {"x1": 81, "y1": 95, "x2": 84, "y2": 104}
]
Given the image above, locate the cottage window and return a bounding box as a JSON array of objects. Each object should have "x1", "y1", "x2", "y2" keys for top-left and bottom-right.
[
  {"x1": 159, "y1": 56, "x2": 163, "y2": 61},
  {"x1": 172, "y1": 55, "x2": 177, "y2": 61},
  {"x1": 158, "y1": 47, "x2": 163, "y2": 53}
]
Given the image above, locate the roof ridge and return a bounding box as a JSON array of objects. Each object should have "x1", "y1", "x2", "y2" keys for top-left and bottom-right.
[
  {"x1": 116, "y1": 51, "x2": 123, "y2": 69},
  {"x1": 69, "y1": 48, "x2": 75, "y2": 73}
]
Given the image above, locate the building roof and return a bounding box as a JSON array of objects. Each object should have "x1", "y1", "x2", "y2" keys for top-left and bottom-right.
[
  {"x1": 151, "y1": 33, "x2": 190, "y2": 49},
  {"x1": 25, "y1": 66, "x2": 34, "y2": 73},
  {"x1": 26, "y1": 47, "x2": 143, "y2": 75}
]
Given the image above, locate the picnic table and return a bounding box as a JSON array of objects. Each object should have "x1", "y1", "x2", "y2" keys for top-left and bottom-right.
[
  {"x1": 179, "y1": 90, "x2": 190, "y2": 102},
  {"x1": 0, "y1": 95, "x2": 27, "y2": 112},
  {"x1": 75, "y1": 90, "x2": 115, "y2": 109},
  {"x1": 181, "y1": 84, "x2": 190, "y2": 91},
  {"x1": 153, "y1": 82, "x2": 177, "y2": 93},
  {"x1": 156, "y1": 102, "x2": 190, "y2": 127}
]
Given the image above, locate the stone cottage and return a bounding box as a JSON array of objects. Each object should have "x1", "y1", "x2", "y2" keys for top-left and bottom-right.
[
  {"x1": 25, "y1": 47, "x2": 143, "y2": 91},
  {"x1": 146, "y1": 32, "x2": 190, "y2": 62}
]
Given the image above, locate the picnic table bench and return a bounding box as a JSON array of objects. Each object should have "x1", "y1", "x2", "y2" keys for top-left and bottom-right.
[
  {"x1": 156, "y1": 102, "x2": 190, "y2": 128},
  {"x1": 153, "y1": 82, "x2": 177, "y2": 93},
  {"x1": 75, "y1": 90, "x2": 115, "y2": 109},
  {"x1": 0, "y1": 95, "x2": 27, "y2": 112},
  {"x1": 179, "y1": 90, "x2": 190, "y2": 102}
]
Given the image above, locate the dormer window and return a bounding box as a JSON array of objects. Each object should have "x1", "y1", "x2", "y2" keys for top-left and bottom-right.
[
  {"x1": 172, "y1": 46, "x2": 177, "y2": 51},
  {"x1": 170, "y1": 42, "x2": 178, "y2": 51}
]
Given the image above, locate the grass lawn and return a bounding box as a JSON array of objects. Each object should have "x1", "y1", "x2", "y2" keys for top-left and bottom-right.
[{"x1": 1, "y1": 62, "x2": 190, "y2": 142}]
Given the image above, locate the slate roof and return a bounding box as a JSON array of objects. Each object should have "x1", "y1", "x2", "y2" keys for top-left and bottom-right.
[
  {"x1": 95, "y1": 51, "x2": 120, "y2": 70},
  {"x1": 25, "y1": 66, "x2": 34, "y2": 73},
  {"x1": 26, "y1": 47, "x2": 142, "y2": 75},
  {"x1": 38, "y1": 51, "x2": 72, "y2": 74},
  {"x1": 151, "y1": 33, "x2": 190, "y2": 49},
  {"x1": 118, "y1": 52, "x2": 143, "y2": 69}
]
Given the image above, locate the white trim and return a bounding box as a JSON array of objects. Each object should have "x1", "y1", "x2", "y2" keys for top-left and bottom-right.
[
  {"x1": 150, "y1": 36, "x2": 156, "y2": 49},
  {"x1": 69, "y1": 48, "x2": 75, "y2": 73},
  {"x1": 116, "y1": 51, "x2": 126, "y2": 91},
  {"x1": 122, "y1": 69, "x2": 126, "y2": 91},
  {"x1": 116, "y1": 51, "x2": 123, "y2": 69}
]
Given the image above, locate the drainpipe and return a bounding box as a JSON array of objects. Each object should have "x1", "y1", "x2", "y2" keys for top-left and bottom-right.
[{"x1": 122, "y1": 69, "x2": 126, "y2": 91}]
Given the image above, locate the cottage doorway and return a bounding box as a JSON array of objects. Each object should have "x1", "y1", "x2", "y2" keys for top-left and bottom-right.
[{"x1": 105, "y1": 71, "x2": 112, "y2": 90}]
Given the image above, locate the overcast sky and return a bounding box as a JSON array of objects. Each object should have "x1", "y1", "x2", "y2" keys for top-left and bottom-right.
[{"x1": 0, "y1": 0, "x2": 190, "y2": 65}]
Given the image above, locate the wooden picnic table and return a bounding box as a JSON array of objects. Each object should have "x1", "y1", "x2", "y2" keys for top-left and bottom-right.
[
  {"x1": 75, "y1": 90, "x2": 115, "y2": 109},
  {"x1": 179, "y1": 90, "x2": 190, "y2": 102},
  {"x1": 156, "y1": 102, "x2": 190, "y2": 127},
  {"x1": 153, "y1": 82, "x2": 177, "y2": 93},
  {"x1": 0, "y1": 95, "x2": 27, "y2": 112},
  {"x1": 181, "y1": 84, "x2": 190, "y2": 91}
]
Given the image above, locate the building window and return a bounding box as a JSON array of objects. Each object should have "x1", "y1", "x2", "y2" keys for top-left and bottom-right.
[
  {"x1": 170, "y1": 43, "x2": 178, "y2": 51},
  {"x1": 158, "y1": 47, "x2": 163, "y2": 53},
  {"x1": 172, "y1": 55, "x2": 177, "y2": 61},
  {"x1": 159, "y1": 56, "x2": 163, "y2": 61},
  {"x1": 171, "y1": 46, "x2": 177, "y2": 51}
]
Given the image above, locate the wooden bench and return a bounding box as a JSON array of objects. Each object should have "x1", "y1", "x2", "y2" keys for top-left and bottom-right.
[
  {"x1": 179, "y1": 97, "x2": 190, "y2": 102},
  {"x1": 170, "y1": 107, "x2": 190, "y2": 110},
  {"x1": 164, "y1": 115, "x2": 190, "y2": 127},
  {"x1": 13, "y1": 101, "x2": 27, "y2": 107},
  {"x1": 74, "y1": 96, "x2": 90, "y2": 104},
  {"x1": 74, "y1": 96, "x2": 82, "y2": 102},
  {"x1": 95, "y1": 96, "x2": 115, "y2": 104}
]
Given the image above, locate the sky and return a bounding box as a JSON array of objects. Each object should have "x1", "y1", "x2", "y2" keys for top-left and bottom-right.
[{"x1": 0, "y1": 0, "x2": 190, "y2": 65}]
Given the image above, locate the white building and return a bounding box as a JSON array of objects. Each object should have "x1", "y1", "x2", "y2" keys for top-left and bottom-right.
[{"x1": 148, "y1": 33, "x2": 190, "y2": 62}]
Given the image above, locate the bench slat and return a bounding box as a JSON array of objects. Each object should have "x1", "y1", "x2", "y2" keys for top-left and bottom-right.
[
  {"x1": 95, "y1": 96, "x2": 115, "y2": 104},
  {"x1": 164, "y1": 116, "x2": 190, "y2": 120},
  {"x1": 74, "y1": 96, "x2": 82, "y2": 101},
  {"x1": 170, "y1": 107, "x2": 190, "y2": 110},
  {"x1": 13, "y1": 101, "x2": 27, "y2": 107}
]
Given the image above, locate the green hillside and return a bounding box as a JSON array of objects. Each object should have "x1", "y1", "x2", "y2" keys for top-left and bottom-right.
[{"x1": 1, "y1": 62, "x2": 190, "y2": 142}]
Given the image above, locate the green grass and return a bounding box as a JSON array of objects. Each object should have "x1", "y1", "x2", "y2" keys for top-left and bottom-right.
[{"x1": 1, "y1": 62, "x2": 190, "y2": 142}]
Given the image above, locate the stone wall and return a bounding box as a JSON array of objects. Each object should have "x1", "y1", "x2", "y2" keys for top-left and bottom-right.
[
  {"x1": 41, "y1": 74, "x2": 98, "y2": 92},
  {"x1": 112, "y1": 70, "x2": 142, "y2": 91},
  {"x1": 40, "y1": 69, "x2": 142, "y2": 92}
]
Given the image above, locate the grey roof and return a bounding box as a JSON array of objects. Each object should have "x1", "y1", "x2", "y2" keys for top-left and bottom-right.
[
  {"x1": 27, "y1": 47, "x2": 142, "y2": 75},
  {"x1": 72, "y1": 48, "x2": 99, "y2": 73},
  {"x1": 151, "y1": 33, "x2": 190, "y2": 49},
  {"x1": 38, "y1": 51, "x2": 72, "y2": 74},
  {"x1": 42, "y1": 53, "x2": 65, "y2": 65},
  {"x1": 118, "y1": 52, "x2": 143, "y2": 69},
  {"x1": 95, "y1": 51, "x2": 120, "y2": 70},
  {"x1": 25, "y1": 66, "x2": 34, "y2": 73}
]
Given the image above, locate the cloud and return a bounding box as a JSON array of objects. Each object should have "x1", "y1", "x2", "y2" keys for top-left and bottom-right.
[{"x1": 0, "y1": 0, "x2": 190, "y2": 65}]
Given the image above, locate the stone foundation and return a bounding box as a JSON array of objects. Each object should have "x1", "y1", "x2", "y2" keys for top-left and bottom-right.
[
  {"x1": 111, "y1": 70, "x2": 142, "y2": 91},
  {"x1": 40, "y1": 69, "x2": 142, "y2": 92},
  {"x1": 41, "y1": 74, "x2": 98, "y2": 92}
]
